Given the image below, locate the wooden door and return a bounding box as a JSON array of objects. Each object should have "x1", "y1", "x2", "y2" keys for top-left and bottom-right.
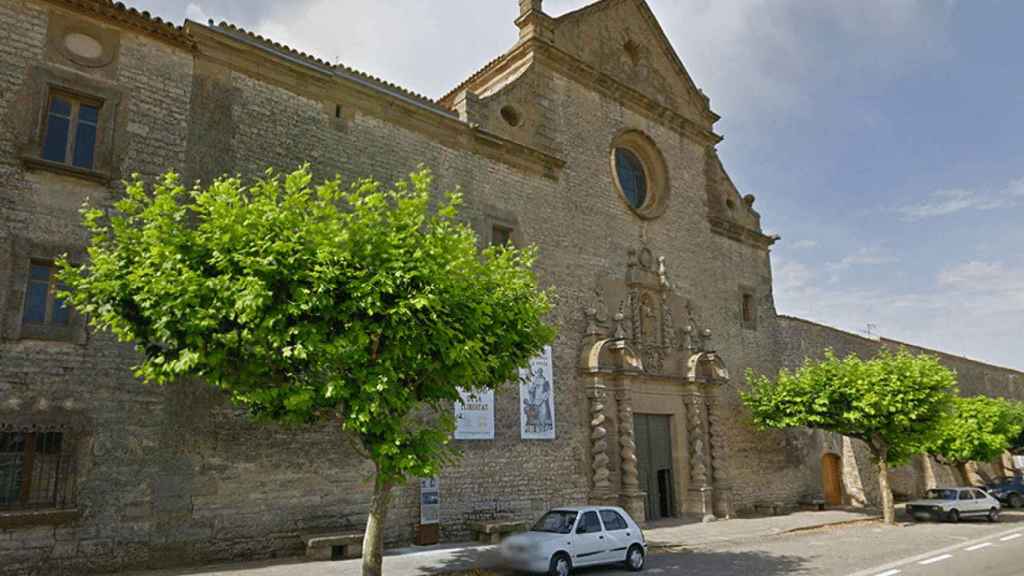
[{"x1": 822, "y1": 453, "x2": 843, "y2": 506}]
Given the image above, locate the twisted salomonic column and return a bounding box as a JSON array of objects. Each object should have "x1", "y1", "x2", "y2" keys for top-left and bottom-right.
[
  {"x1": 616, "y1": 390, "x2": 640, "y2": 494},
  {"x1": 589, "y1": 383, "x2": 612, "y2": 495},
  {"x1": 687, "y1": 397, "x2": 708, "y2": 488},
  {"x1": 707, "y1": 397, "x2": 728, "y2": 486}
]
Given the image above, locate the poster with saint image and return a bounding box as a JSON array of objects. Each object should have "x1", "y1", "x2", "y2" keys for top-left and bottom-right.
[
  {"x1": 420, "y1": 477, "x2": 440, "y2": 524},
  {"x1": 519, "y1": 345, "x2": 555, "y2": 440},
  {"x1": 454, "y1": 387, "x2": 495, "y2": 440}
]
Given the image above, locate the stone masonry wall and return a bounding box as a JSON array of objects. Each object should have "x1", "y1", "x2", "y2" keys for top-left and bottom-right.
[{"x1": 778, "y1": 315, "x2": 1024, "y2": 508}]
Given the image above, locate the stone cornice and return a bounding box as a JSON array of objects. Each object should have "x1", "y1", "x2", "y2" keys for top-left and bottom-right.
[
  {"x1": 186, "y1": 23, "x2": 565, "y2": 181},
  {"x1": 708, "y1": 216, "x2": 778, "y2": 250},
  {"x1": 441, "y1": 38, "x2": 723, "y2": 147}
]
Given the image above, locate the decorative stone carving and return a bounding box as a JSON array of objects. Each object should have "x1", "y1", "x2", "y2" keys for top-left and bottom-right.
[
  {"x1": 707, "y1": 398, "x2": 727, "y2": 485},
  {"x1": 687, "y1": 398, "x2": 708, "y2": 487},
  {"x1": 588, "y1": 384, "x2": 612, "y2": 494},
  {"x1": 616, "y1": 390, "x2": 640, "y2": 494}
]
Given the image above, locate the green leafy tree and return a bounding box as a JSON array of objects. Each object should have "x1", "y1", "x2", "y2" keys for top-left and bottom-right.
[
  {"x1": 58, "y1": 166, "x2": 555, "y2": 576},
  {"x1": 926, "y1": 396, "x2": 1024, "y2": 485},
  {"x1": 742, "y1": 349, "x2": 956, "y2": 524}
]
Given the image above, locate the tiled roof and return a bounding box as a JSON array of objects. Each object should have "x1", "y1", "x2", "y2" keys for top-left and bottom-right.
[
  {"x1": 438, "y1": 52, "x2": 512, "y2": 108},
  {"x1": 213, "y1": 21, "x2": 452, "y2": 115},
  {"x1": 54, "y1": 0, "x2": 195, "y2": 48}
]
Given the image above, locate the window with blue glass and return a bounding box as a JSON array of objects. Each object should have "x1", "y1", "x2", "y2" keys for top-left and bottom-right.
[
  {"x1": 41, "y1": 93, "x2": 100, "y2": 170},
  {"x1": 22, "y1": 262, "x2": 71, "y2": 327},
  {"x1": 614, "y1": 147, "x2": 647, "y2": 209}
]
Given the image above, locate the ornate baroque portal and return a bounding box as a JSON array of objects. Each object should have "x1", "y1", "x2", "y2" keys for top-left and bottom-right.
[{"x1": 579, "y1": 246, "x2": 731, "y2": 522}]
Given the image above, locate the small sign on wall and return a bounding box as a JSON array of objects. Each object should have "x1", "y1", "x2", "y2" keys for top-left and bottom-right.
[
  {"x1": 420, "y1": 477, "x2": 440, "y2": 525},
  {"x1": 520, "y1": 345, "x2": 555, "y2": 440},
  {"x1": 1013, "y1": 455, "x2": 1024, "y2": 471},
  {"x1": 454, "y1": 388, "x2": 495, "y2": 440}
]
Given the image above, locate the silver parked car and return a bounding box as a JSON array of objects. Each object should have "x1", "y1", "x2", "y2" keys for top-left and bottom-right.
[
  {"x1": 501, "y1": 506, "x2": 647, "y2": 575},
  {"x1": 905, "y1": 487, "x2": 1001, "y2": 523}
]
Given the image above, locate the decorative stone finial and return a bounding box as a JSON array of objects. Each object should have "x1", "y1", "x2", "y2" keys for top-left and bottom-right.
[
  {"x1": 613, "y1": 312, "x2": 626, "y2": 341},
  {"x1": 515, "y1": 0, "x2": 553, "y2": 42}
]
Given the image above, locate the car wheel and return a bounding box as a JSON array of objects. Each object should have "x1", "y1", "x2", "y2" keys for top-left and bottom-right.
[
  {"x1": 947, "y1": 509, "x2": 960, "y2": 523},
  {"x1": 988, "y1": 508, "x2": 1000, "y2": 522},
  {"x1": 1009, "y1": 493, "x2": 1023, "y2": 509},
  {"x1": 548, "y1": 552, "x2": 572, "y2": 576},
  {"x1": 625, "y1": 544, "x2": 645, "y2": 572}
]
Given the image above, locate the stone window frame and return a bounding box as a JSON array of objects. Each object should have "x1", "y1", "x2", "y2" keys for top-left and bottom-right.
[
  {"x1": 478, "y1": 206, "x2": 524, "y2": 250},
  {"x1": 609, "y1": 130, "x2": 670, "y2": 220},
  {"x1": 0, "y1": 413, "x2": 88, "y2": 529},
  {"x1": 2, "y1": 237, "x2": 88, "y2": 345},
  {"x1": 15, "y1": 64, "x2": 123, "y2": 184},
  {"x1": 739, "y1": 284, "x2": 757, "y2": 331}
]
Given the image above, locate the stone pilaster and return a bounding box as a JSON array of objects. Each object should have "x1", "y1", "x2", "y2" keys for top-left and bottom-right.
[
  {"x1": 706, "y1": 394, "x2": 733, "y2": 518},
  {"x1": 685, "y1": 394, "x2": 715, "y2": 521}
]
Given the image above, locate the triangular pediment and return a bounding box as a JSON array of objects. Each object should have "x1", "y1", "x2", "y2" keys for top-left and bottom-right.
[{"x1": 553, "y1": 0, "x2": 715, "y2": 127}]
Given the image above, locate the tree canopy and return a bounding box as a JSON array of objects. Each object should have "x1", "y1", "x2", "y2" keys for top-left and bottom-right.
[
  {"x1": 742, "y1": 348, "x2": 957, "y2": 523},
  {"x1": 926, "y1": 395, "x2": 1024, "y2": 475},
  {"x1": 59, "y1": 165, "x2": 555, "y2": 574}
]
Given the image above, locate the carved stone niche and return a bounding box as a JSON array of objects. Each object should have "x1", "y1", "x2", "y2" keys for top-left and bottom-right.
[{"x1": 579, "y1": 246, "x2": 724, "y2": 382}]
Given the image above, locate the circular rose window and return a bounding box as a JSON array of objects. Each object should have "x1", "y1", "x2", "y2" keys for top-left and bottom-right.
[{"x1": 610, "y1": 131, "x2": 669, "y2": 219}]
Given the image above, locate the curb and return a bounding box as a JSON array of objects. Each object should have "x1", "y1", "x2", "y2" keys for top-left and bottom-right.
[{"x1": 647, "y1": 514, "x2": 882, "y2": 553}]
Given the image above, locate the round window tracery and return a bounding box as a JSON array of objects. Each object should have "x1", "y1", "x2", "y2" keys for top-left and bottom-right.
[
  {"x1": 609, "y1": 131, "x2": 669, "y2": 219},
  {"x1": 614, "y1": 147, "x2": 648, "y2": 209}
]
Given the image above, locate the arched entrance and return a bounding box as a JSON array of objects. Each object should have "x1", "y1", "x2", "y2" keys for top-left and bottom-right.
[{"x1": 822, "y1": 453, "x2": 843, "y2": 506}]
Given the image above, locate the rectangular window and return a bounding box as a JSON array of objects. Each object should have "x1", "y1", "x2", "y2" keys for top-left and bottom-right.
[
  {"x1": 491, "y1": 225, "x2": 513, "y2": 247},
  {"x1": 742, "y1": 293, "x2": 754, "y2": 323},
  {"x1": 40, "y1": 92, "x2": 100, "y2": 169},
  {"x1": 22, "y1": 261, "x2": 71, "y2": 327},
  {"x1": 0, "y1": 431, "x2": 75, "y2": 511}
]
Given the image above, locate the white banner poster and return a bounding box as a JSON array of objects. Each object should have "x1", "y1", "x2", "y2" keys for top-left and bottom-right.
[
  {"x1": 454, "y1": 388, "x2": 494, "y2": 440},
  {"x1": 520, "y1": 345, "x2": 555, "y2": 440},
  {"x1": 420, "y1": 477, "x2": 439, "y2": 525},
  {"x1": 1014, "y1": 455, "x2": 1024, "y2": 471}
]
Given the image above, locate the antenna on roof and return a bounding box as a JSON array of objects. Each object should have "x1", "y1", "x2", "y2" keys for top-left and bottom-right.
[{"x1": 862, "y1": 323, "x2": 880, "y2": 341}]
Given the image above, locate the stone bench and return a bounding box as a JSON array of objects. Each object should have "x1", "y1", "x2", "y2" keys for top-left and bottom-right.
[
  {"x1": 753, "y1": 502, "x2": 786, "y2": 516},
  {"x1": 468, "y1": 520, "x2": 528, "y2": 544},
  {"x1": 302, "y1": 530, "x2": 364, "y2": 561}
]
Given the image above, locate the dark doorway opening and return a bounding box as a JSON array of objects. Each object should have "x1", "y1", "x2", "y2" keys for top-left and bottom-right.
[{"x1": 634, "y1": 414, "x2": 676, "y2": 521}]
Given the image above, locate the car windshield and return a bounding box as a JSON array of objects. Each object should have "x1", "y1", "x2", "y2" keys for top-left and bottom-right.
[
  {"x1": 531, "y1": 511, "x2": 578, "y2": 534},
  {"x1": 924, "y1": 489, "x2": 958, "y2": 500}
]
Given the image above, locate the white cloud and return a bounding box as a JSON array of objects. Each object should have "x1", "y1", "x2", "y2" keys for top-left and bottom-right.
[
  {"x1": 826, "y1": 246, "x2": 898, "y2": 273},
  {"x1": 185, "y1": 3, "x2": 209, "y2": 24},
  {"x1": 774, "y1": 255, "x2": 1024, "y2": 370},
  {"x1": 897, "y1": 176, "x2": 1024, "y2": 221},
  {"x1": 789, "y1": 239, "x2": 818, "y2": 250}
]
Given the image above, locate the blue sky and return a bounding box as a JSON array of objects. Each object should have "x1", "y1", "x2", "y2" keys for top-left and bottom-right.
[{"x1": 132, "y1": 0, "x2": 1024, "y2": 371}]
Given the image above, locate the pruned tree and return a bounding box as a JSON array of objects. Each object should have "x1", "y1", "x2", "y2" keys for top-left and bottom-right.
[
  {"x1": 926, "y1": 395, "x2": 1024, "y2": 485},
  {"x1": 58, "y1": 166, "x2": 555, "y2": 576},
  {"x1": 742, "y1": 349, "x2": 956, "y2": 524}
]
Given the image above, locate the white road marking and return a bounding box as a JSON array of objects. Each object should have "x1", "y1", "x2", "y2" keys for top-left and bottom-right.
[
  {"x1": 999, "y1": 533, "x2": 1022, "y2": 542},
  {"x1": 846, "y1": 525, "x2": 1024, "y2": 576},
  {"x1": 965, "y1": 542, "x2": 993, "y2": 551},
  {"x1": 874, "y1": 570, "x2": 901, "y2": 576},
  {"x1": 918, "y1": 554, "x2": 953, "y2": 565}
]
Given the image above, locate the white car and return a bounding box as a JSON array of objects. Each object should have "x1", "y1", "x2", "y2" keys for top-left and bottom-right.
[
  {"x1": 905, "y1": 487, "x2": 1001, "y2": 522},
  {"x1": 501, "y1": 506, "x2": 647, "y2": 575}
]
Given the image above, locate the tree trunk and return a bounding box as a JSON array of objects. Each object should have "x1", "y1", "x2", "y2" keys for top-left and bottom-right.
[
  {"x1": 877, "y1": 457, "x2": 895, "y2": 524},
  {"x1": 956, "y1": 462, "x2": 972, "y2": 486},
  {"x1": 361, "y1": 476, "x2": 393, "y2": 576}
]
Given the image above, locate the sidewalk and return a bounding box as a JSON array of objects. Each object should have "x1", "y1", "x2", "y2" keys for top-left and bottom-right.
[{"x1": 119, "y1": 509, "x2": 879, "y2": 576}]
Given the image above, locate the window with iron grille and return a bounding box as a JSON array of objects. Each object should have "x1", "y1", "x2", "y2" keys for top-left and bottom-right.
[{"x1": 0, "y1": 430, "x2": 77, "y2": 511}]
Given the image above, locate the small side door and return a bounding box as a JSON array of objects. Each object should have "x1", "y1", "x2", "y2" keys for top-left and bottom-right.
[
  {"x1": 572, "y1": 511, "x2": 607, "y2": 566},
  {"x1": 599, "y1": 509, "x2": 633, "y2": 563}
]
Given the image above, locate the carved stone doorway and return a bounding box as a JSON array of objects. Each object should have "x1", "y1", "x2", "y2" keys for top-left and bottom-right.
[
  {"x1": 635, "y1": 414, "x2": 675, "y2": 520},
  {"x1": 822, "y1": 453, "x2": 843, "y2": 506}
]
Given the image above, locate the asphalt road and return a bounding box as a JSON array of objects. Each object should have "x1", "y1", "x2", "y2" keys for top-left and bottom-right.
[{"x1": 584, "y1": 511, "x2": 1024, "y2": 576}]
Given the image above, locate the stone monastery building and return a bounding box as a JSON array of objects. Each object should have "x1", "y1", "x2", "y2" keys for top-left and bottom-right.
[{"x1": 1, "y1": 0, "x2": 1022, "y2": 573}]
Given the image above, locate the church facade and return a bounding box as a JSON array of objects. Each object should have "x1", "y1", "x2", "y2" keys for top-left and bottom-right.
[{"x1": 1, "y1": 1, "x2": 1021, "y2": 574}]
